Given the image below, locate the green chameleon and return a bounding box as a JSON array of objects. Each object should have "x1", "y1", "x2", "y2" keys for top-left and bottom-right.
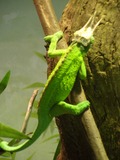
[{"x1": 0, "y1": 14, "x2": 101, "y2": 152}]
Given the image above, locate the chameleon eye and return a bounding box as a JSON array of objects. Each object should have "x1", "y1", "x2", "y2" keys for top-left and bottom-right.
[{"x1": 80, "y1": 37, "x2": 90, "y2": 46}]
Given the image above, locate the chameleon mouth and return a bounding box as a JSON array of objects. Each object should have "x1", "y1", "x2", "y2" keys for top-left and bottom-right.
[{"x1": 72, "y1": 12, "x2": 102, "y2": 46}]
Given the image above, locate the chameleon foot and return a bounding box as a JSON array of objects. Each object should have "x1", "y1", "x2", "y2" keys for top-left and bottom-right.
[
  {"x1": 74, "y1": 100, "x2": 90, "y2": 115},
  {"x1": 44, "y1": 31, "x2": 63, "y2": 42},
  {"x1": 50, "y1": 100, "x2": 90, "y2": 117}
]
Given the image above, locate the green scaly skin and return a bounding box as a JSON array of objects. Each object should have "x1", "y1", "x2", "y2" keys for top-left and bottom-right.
[{"x1": 0, "y1": 15, "x2": 101, "y2": 152}]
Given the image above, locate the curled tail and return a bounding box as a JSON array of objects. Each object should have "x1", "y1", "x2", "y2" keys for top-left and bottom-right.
[{"x1": 0, "y1": 117, "x2": 52, "y2": 152}]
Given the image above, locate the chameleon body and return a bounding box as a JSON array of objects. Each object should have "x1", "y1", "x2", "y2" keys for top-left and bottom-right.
[{"x1": 0, "y1": 15, "x2": 101, "y2": 152}]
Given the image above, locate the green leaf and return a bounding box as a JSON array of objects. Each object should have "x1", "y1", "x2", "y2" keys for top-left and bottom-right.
[
  {"x1": 26, "y1": 153, "x2": 35, "y2": 160},
  {"x1": 0, "y1": 71, "x2": 10, "y2": 94},
  {"x1": 0, "y1": 158, "x2": 10, "y2": 160},
  {"x1": 0, "y1": 123, "x2": 29, "y2": 139},
  {"x1": 42, "y1": 134, "x2": 59, "y2": 143},
  {"x1": 34, "y1": 52, "x2": 46, "y2": 62},
  {"x1": 30, "y1": 112, "x2": 37, "y2": 119},
  {"x1": 24, "y1": 82, "x2": 44, "y2": 89},
  {"x1": 0, "y1": 151, "x2": 14, "y2": 159},
  {"x1": 53, "y1": 141, "x2": 60, "y2": 160}
]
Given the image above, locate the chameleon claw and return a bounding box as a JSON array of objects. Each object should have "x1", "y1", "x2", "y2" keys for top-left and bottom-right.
[
  {"x1": 44, "y1": 31, "x2": 63, "y2": 42},
  {"x1": 75, "y1": 100, "x2": 90, "y2": 115}
]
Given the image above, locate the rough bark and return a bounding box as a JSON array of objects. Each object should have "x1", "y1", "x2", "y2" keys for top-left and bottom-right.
[{"x1": 59, "y1": 0, "x2": 120, "y2": 159}]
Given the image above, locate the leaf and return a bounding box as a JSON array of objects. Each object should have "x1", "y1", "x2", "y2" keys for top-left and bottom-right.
[
  {"x1": 34, "y1": 52, "x2": 46, "y2": 62},
  {"x1": 0, "y1": 123, "x2": 29, "y2": 139},
  {"x1": 53, "y1": 141, "x2": 61, "y2": 160},
  {"x1": 42, "y1": 134, "x2": 59, "y2": 143},
  {"x1": 24, "y1": 82, "x2": 44, "y2": 89},
  {"x1": 0, "y1": 71, "x2": 10, "y2": 94},
  {"x1": 26, "y1": 153, "x2": 35, "y2": 160},
  {"x1": 0, "y1": 158, "x2": 10, "y2": 160},
  {"x1": 30, "y1": 112, "x2": 37, "y2": 119},
  {"x1": 0, "y1": 151, "x2": 13, "y2": 159}
]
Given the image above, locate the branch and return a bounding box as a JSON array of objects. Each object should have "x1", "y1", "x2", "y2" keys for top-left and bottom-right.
[
  {"x1": 33, "y1": 0, "x2": 108, "y2": 159},
  {"x1": 21, "y1": 89, "x2": 39, "y2": 134}
]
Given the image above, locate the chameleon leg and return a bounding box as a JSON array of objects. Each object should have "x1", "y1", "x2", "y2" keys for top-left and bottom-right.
[
  {"x1": 50, "y1": 100, "x2": 90, "y2": 117},
  {"x1": 44, "y1": 31, "x2": 68, "y2": 57},
  {"x1": 79, "y1": 60, "x2": 87, "y2": 80},
  {"x1": 44, "y1": 31, "x2": 63, "y2": 42}
]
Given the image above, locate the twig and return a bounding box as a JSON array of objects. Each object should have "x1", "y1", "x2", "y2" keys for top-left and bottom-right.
[{"x1": 21, "y1": 89, "x2": 39, "y2": 134}]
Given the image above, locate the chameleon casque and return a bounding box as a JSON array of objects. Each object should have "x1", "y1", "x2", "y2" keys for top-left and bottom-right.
[{"x1": 0, "y1": 14, "x2": 101, "y2": 152}]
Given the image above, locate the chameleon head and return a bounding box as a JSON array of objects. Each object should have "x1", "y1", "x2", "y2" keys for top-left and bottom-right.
[{"x1": 72, "y1": 13, "x2": 102, "y2": 46}]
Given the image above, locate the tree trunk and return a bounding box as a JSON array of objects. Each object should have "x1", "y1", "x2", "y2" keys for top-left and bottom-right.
[
  {"x1": 33, "y1": 0, "x2": 119, "y2": 159},
  {"x1": 58, "y1": 0, "x2": 120, "y2": 159}
]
